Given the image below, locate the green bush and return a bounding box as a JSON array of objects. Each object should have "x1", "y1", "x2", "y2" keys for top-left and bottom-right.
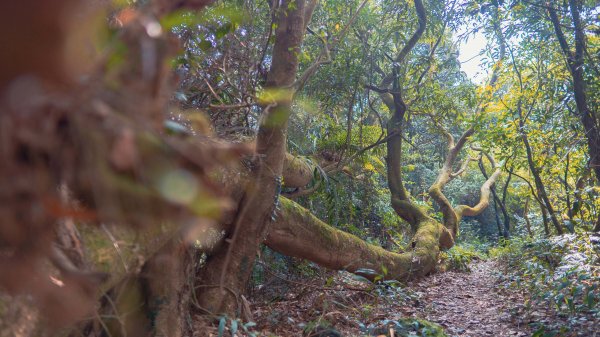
[
  {"x1": 362, "y1": 318, "x2": 447, "y2": 337},
  {"x1": 440, "y1": 244, "x2": 486, "y2": 272},
  {"x1": 491, "y1": 234, "x2": 600, "y2": 319}
]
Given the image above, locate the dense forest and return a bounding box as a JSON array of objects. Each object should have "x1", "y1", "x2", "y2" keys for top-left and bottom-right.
[{"x1": 0, "y1": 0, "x2": 599, "y2": 336}]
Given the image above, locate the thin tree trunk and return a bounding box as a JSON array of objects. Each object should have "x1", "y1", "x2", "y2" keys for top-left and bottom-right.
[
  {"x1": 454, "y1": 161, "x2": 502, "y2": 222},
  {"x1": 520, "y1": 125, "x2": 564, "y2": 234},
  {"x1": 479, "y1": 159, "x2": 509, "y2": 238},
  {"x1": 540, "y1": 199, "x2": 551, "y2": 236},
  {"x1": 195, "y1": 0, "x2": 316, "y2": 315},
  {"x1": 523, "y1": 197, "x2": 533, "y2": 238},
  {"x1": 564, "y1": 153, "x2": 573, "y2": 219},
  {"x1": 549, "y1": 0, "x2": 600, "y2": 231},
  {"x1": 492, "y1": 193, "x2": 503, "y2": 237},
  {"x1": 501, "y1": 172, "x2": 512, "y2": 234}
]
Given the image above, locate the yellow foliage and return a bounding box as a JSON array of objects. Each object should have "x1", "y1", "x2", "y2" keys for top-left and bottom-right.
[
  {"x1": 404, "y1": 164, "x2": 416, "y2": 172},
  {"x1": 364, "y1": 162, "x2": 376, "y2": 172},
  {"x1": 370, "y1": 156, "x2": 385, "y2": 169},
  {"x1": 257, "y1": 88, "x2": 294, "y2": 104}
]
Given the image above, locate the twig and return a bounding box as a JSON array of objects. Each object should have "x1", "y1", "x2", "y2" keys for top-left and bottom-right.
[
  {"x1": 209, "y1": 102, "x2": 255, "y2": 110},
  {"x1": 293, "y1": 0, "x2": 369, "y2": 92},
  {"x1": 101, "y1": 223, "x2": 129, "y2": 273},
  {"x1": 450, "y1": 154, "x2": 481, "y2": 179},
  {"x1": 202, "y1": 77, "x2": 225, "y2": 104}
]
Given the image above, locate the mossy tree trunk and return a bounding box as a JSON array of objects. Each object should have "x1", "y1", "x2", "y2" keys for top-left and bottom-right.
[{"x1": 266, "y1": 198, "x2": 443, "y2": 280}]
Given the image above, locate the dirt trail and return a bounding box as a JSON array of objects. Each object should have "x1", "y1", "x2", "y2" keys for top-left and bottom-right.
[
  {"x1": 408, "y1": 260, "x2": 531, "y2": 337},
  {"x1": 247, "y1": 259, "x2": 537, "y2": 336}
]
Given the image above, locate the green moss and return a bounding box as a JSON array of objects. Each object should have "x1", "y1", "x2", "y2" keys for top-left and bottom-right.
[
  {"x1": 79, "y1": 224, "x2": 134, "y2": 275},
  {"x1": 318, "y1": 222, "x2": 337, "y2": 243},
  {"x1": 281, "y1": 197, "x2": 337, "y2": 243}
]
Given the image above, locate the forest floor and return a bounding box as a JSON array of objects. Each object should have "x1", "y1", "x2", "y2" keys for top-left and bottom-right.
[
  {"x1": 407, "y1": 260, "x2": 531, "y2": 337},
  {"x1": 238, "y1": 259, "x2": 598, "y2": 337},
  {"x1": 248, "y1": 259, "x2": 531, "y2": 336}
]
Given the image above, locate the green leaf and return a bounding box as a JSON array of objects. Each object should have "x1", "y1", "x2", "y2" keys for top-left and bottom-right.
[
  {"x1": 164, "y1": 120, "x2": 190, "y2": 135},
  {"x1": 160, "y1": 10, "x2": 197, "y2": 29},
  {"x1": 243, "y1": 321, "x2": 257, "y2": 332},
  {"x1": 230, "y1": 319, "x2": 238, "y2": 335},
  {"x1": 218, "y1": 316, "x2": 226, "y2": 337},
  {"x1": 216, "y1": 23, "x2": 233, "y2": 39},
  {"x1": 354, "y1": 268, "x2": 377, "y2": 276},
  {"x1": 199, "y1": 40, "x2": 212, "y2": 51},
  {"x1": 351, "y1": 274, "x2": 373, "y2": 284}
]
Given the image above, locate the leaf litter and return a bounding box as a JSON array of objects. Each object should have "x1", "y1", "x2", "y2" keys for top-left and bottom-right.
[{"x1": 196, "y1": 259, "x2": 598, "y2": 336}]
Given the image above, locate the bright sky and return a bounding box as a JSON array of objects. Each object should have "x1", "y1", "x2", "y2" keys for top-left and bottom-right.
[{"x1": 456, "y1": 31, "x2": 488, "y2": 84}]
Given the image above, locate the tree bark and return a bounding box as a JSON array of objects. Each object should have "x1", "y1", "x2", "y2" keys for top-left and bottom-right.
[
  {"x1": 520, "y1": 124, "x2": 564, "y2": 234},
  {"x1": 266, "y1": 198, "x2": 444, "y2": 280},
  {"x1": 523, "y1": 197, "x2": 533, "y2": 238},
  {"x1": 479, "y1": 159, "x2": 509, "y2": 238},
  {"x1": 376, "y1": 0, "x2": 456, "y2": 252},
  {"x1": 540, "y1": 199, "x2": 551, "y2": 236},
  {"x1": 454, "y1": 158, "x2": 502, "y2": 223},
  {"x1": 375, "y1": 0, "x2": 501, "y2": 253},
  {"x1": 195, "y1": 0, "x2": 317, "y2": 316},
  {"x1": 501, "y1": 172, "x2": 512, "y2": 233},
  {"x1": 492, "y1": 197, "x2": 503, "y2": 237},
  {"x1": 427, "y1": 129, "x2": 474, "y2": 238},
  {"x1": 282, "y1": 152, "x2": 314, "y2": 188},
  {"x1": 427, "y1": 1, "x2": 504, "y2": 238}
]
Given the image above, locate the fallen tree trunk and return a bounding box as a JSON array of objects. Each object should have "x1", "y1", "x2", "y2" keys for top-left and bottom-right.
[{"x1": 266, "y1": 198, "x2": 445, "y2": 280}]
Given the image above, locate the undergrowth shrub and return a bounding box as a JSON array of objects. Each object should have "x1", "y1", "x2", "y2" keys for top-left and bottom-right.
[
  {"x1": 439, "y1": 244, "x2": 487, "y2": 272},
  {"x1": 490, "y1": 234, "x2": 600, "y2": 323},
  {"x1": 361, "y1": 318, "x2": 447, "y2": 337}
]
